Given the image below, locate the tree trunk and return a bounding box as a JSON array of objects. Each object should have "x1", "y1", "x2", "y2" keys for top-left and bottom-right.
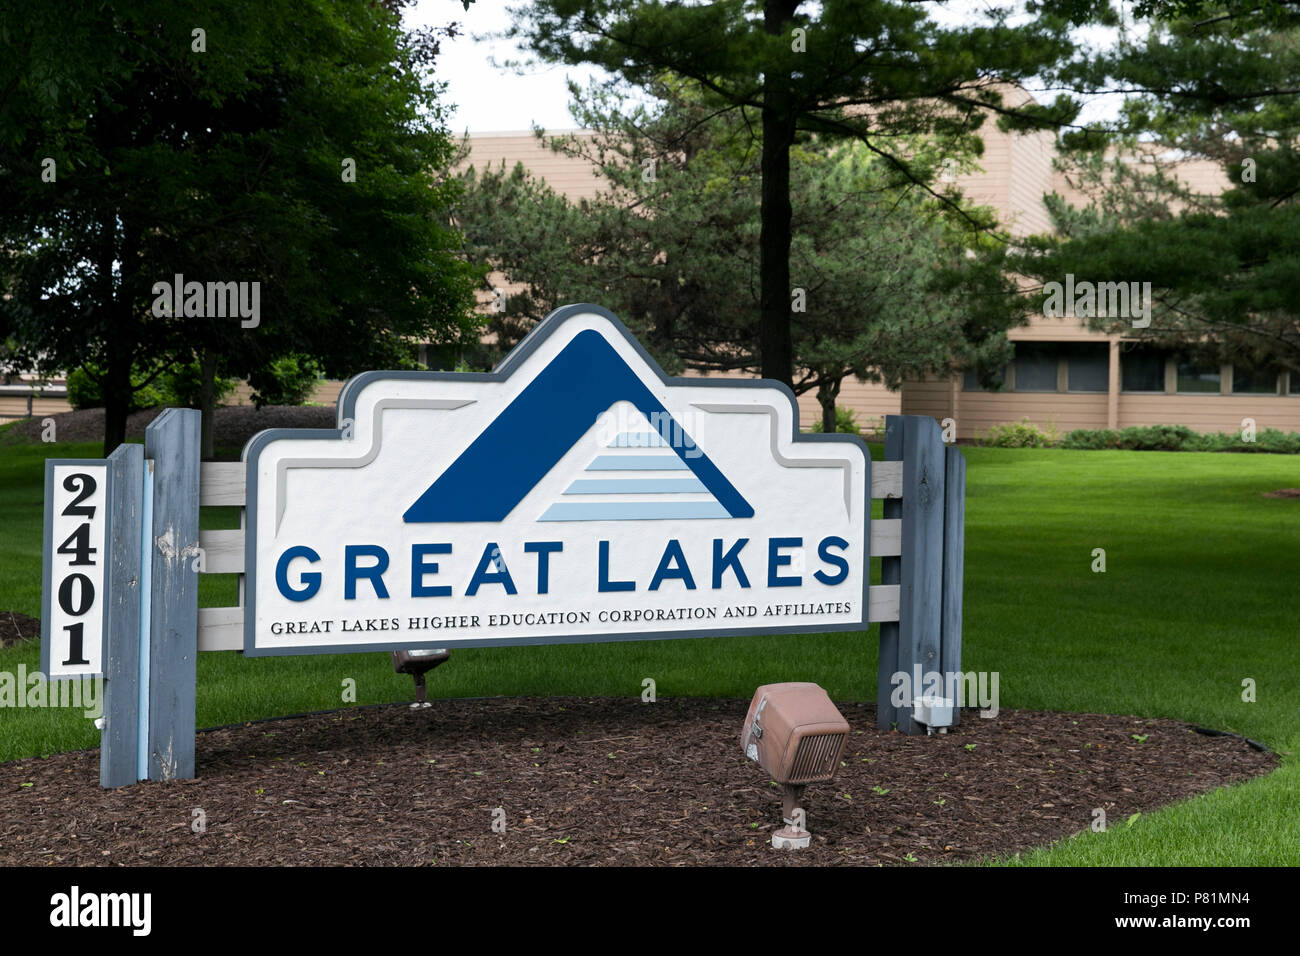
[
  {"x1": 818, "y1": 378, "x2": 842, "y2": 432},
  {"x1": 101, "y1": 213, "x2": 129, "y2": 453},
  {"x1": 102, "y1": 357, "x2": 130, "y2": 454},
  {"x1": 759, "y1": 0, "x2": 799, "y2": 388},
  {"x1": 199, "y1": 350, "x2": 217, "y2": 459}
]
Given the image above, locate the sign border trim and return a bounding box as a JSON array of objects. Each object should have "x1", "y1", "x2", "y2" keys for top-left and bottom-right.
[{"x1": 240, "y1": 303, "x2": 873, "y2": 656}]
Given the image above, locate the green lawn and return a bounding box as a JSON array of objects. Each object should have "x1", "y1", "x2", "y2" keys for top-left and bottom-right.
[{"x1": 1, "y1": 435, "x2": 1296, "y2": 864}]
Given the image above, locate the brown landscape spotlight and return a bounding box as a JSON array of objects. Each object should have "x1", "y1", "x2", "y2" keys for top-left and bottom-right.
[
  {"x1": 391, "y1": 649, "x2": 449, "y2": 708},
  {"x1": 741, "y1": 682, "x2": 850, "y2": 849}
]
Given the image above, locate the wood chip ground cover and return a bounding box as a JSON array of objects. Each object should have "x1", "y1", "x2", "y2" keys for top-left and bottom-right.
[
  {"x1": 0, "y1": 612, "x2": 40, "y2": 649},
  {"x1": 0, "y1": 698, "x2": 1275, "y2": 866},
  {"x1": 3, "y1": 405, "x2": 334, "y2": 448}
]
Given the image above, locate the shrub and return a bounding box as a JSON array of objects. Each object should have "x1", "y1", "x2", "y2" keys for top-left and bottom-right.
[
  {"x1": 1056, "y1": 425, "x2": 1300, "y2": 454},
  {"x1": 247, "y1": 354, "x2": 322, "y2": 408},
  {"x1": 1229, "y1": 428, "x2": 1300, "y2": 454},
  {"x1": 66, "y1": 364, "x2": 165, "y2": 412},
  {"x1": 981, "y1": 418, "x2": 1056, "y2": 448},
  {"x1": 67, "y1": 359, "x2": 238, "y2": 411},
  {"x1": 64, "y1": 367, "x2": 99, "y2": 410},
  {"x1": 1183, "y1": 431, "x2": 1236, "y2": 452},
  {"x1": 159, "y1": 360, "x2": 236, "y2": 408},
  {"x1": 811, "y1": 405, "x2": 862, "y2": 437},
  {"x1": 1115, "y1": 424, "x2": 1197, "y2": 451},
  {"x1": 1060, "y1": 428, "x2": 1120, "y2": 450}
]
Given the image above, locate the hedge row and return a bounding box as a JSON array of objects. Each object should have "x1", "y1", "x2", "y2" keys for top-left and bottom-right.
[{"x1": 980, "y1": 420, "x2": 1300, "y2": 453}]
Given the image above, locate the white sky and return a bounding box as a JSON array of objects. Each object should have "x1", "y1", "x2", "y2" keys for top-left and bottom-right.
[
  {"x1": 411, "y1": 0, "x2": 605, "y2": 133},
  {"x1": 410, "y1": 0, "x2": 1130, "y2": 134}
]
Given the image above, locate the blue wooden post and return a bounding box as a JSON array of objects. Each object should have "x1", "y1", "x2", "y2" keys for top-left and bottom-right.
[
  {"x1": 941, "y1": 445, "x2": 966, "y2": 726},
  {"x1": 100, "y1": 443, "x2": 144, "y2": 788},
  {"x1": 895, "y1": 415, "x2": 945, "y2": 735},
  {"x1": 878, "y1": 416, "x2": 950, "y2": 735},
  {"x1": 144, "y1": 409, "x2": 201, "y2": 781},
  {"x1": 877, "y1": 417, "x2": 904, "y2": 731}
]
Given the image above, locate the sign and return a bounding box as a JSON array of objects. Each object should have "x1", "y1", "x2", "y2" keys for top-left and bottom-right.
[
  {"x1": 243, "y1": 306, "x2": 871, "y2": 655},
  {"x1": 42, "y1": 460, "x2": 109, "y2": 678}
]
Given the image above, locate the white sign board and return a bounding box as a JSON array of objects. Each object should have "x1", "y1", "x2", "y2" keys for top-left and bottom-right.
[
  {"x1": 42, "y1": 461, "x2": 109, "y2": 678},
  {"x1": 243, "y1": 306, "x2": 871, "y2": 655}
]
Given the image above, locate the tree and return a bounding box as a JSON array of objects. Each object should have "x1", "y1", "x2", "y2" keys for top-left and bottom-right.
[
  {"x1": 454, "y1": 78, "x2": 1019, "y2": 428},
  {"x1": 0, "y1": 0, "x2": 481, "y2": 453},
  {"x1": 1006, "y1": 2, "x2": 1300, "y2": 378},
  {"x1": 503, "y1": 0, "x2": 1107, "y2": 388}
]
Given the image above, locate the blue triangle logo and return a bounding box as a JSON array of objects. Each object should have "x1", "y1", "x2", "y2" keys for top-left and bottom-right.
[{"x1": 403, "y1": 330, "x2": 754, "y2": 523}]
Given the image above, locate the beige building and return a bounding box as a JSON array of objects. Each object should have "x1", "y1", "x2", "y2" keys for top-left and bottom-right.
[
  {"x1": 0, "y1": 379, "x2": 71, "y2": 423},
  {"x1": 460, "y1": 112, "x2": 1300, "y2": 440},
  {"x1": 900, "y1": 125, "x2": 1300, "y2": 439},
  {"x1": 11, "y1": 109, "x2": 1297, "y2": 436}
]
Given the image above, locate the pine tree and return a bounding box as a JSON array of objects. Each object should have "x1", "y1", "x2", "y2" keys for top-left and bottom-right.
[{"x1": 504, "y1": 0, "x2": 1108, "y2": 387}]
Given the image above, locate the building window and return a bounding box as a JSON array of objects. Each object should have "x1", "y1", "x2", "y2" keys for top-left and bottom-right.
[
  {"x1": 1293, "y1": 371, "x2": 1300, "y2": 396},
  {"x1": 1012, "y1": 343, "x2": 1058, "y2": 392},
  {"x1": 1121, "y1": 346, "x2": 1166, "y2": 392},
  {"x1": 1067, "y1": 344, "x2": 1109, "y2": 393},
  {"x1": 1232, "y1": 366, "x2": 1279, "y2": 395},
  {"x1": 969, "y1": 343, "x2": 1112, "y2": 393},
  {"x1": 1176, "y1": 359, "x2": 1221, "y2": 394}
]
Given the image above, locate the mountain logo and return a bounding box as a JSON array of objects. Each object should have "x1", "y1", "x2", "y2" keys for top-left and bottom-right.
[{"x1": 403, "y1": 330, "x2": 753, "y2": 523}]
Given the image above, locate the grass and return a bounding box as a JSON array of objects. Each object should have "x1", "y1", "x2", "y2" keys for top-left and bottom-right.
[
  {"x1": 959, "y1": 447, "x2": 1299, "y2": 865},
  {"x1": 1, "y1": 436, "x2": 1297, "y2": 864}
]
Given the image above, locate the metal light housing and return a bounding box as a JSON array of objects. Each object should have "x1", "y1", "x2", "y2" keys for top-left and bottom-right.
[
  {"x1": 741, "y1": 682, "x2": 850, "y2": 849},
  {"x1": 391, "y1": 648, "x2": 449, "y2": 708},
  {"x1": 911, "y1": 695, "x2": 955, "y2": 734}
]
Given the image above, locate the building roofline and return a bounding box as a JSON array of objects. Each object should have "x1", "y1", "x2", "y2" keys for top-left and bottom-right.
[{"x1": 456, "y1": 128, "x2": 596, "y2": 138}]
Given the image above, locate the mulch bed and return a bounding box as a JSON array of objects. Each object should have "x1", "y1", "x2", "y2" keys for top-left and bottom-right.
[
  {"x1": 0, "y1": 611, "x2": 40, "y2": 648},
  {"x1": 0, "y1": 697, "x2": 1275, "y2": 866},
  {"x1": 3, "y1": 405, "x2": 335, "y2": 451},
  {"x1": 1263, "y1": 488, "x2": 1300, "y2": 499}
]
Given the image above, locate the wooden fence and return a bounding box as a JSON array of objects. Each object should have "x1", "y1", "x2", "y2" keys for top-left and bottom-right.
[{"x1": 93, "y1": 410, "x2": 964, "y2": 787}]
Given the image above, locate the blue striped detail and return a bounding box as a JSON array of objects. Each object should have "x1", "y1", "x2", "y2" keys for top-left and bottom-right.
[
  {"x1": 137, "y1": 463, "x2": 153, "y2": 781},
  {"x1": 586, "y1": 455, "x2": 687, "y2": 471},
  {"x1": 563, "y1": 477, "x2": 707, "y2": 495},
  {"x1": 609, "y1": 431, "x2": 667, "y2": 448},
  {"x1": 539, "y1": 501, "x2": 730, "y2": 521}
]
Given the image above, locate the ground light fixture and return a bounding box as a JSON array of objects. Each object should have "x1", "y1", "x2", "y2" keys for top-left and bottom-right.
[
  {"x1": 741, "y1": 682, "x2": 850, "y2": 849},
  {"x1": 911, "y1": 695, "x2": 956, "y2": 734},
  {"x1": 391, "y1": 648, "x2": 449, "y2": 708}
]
